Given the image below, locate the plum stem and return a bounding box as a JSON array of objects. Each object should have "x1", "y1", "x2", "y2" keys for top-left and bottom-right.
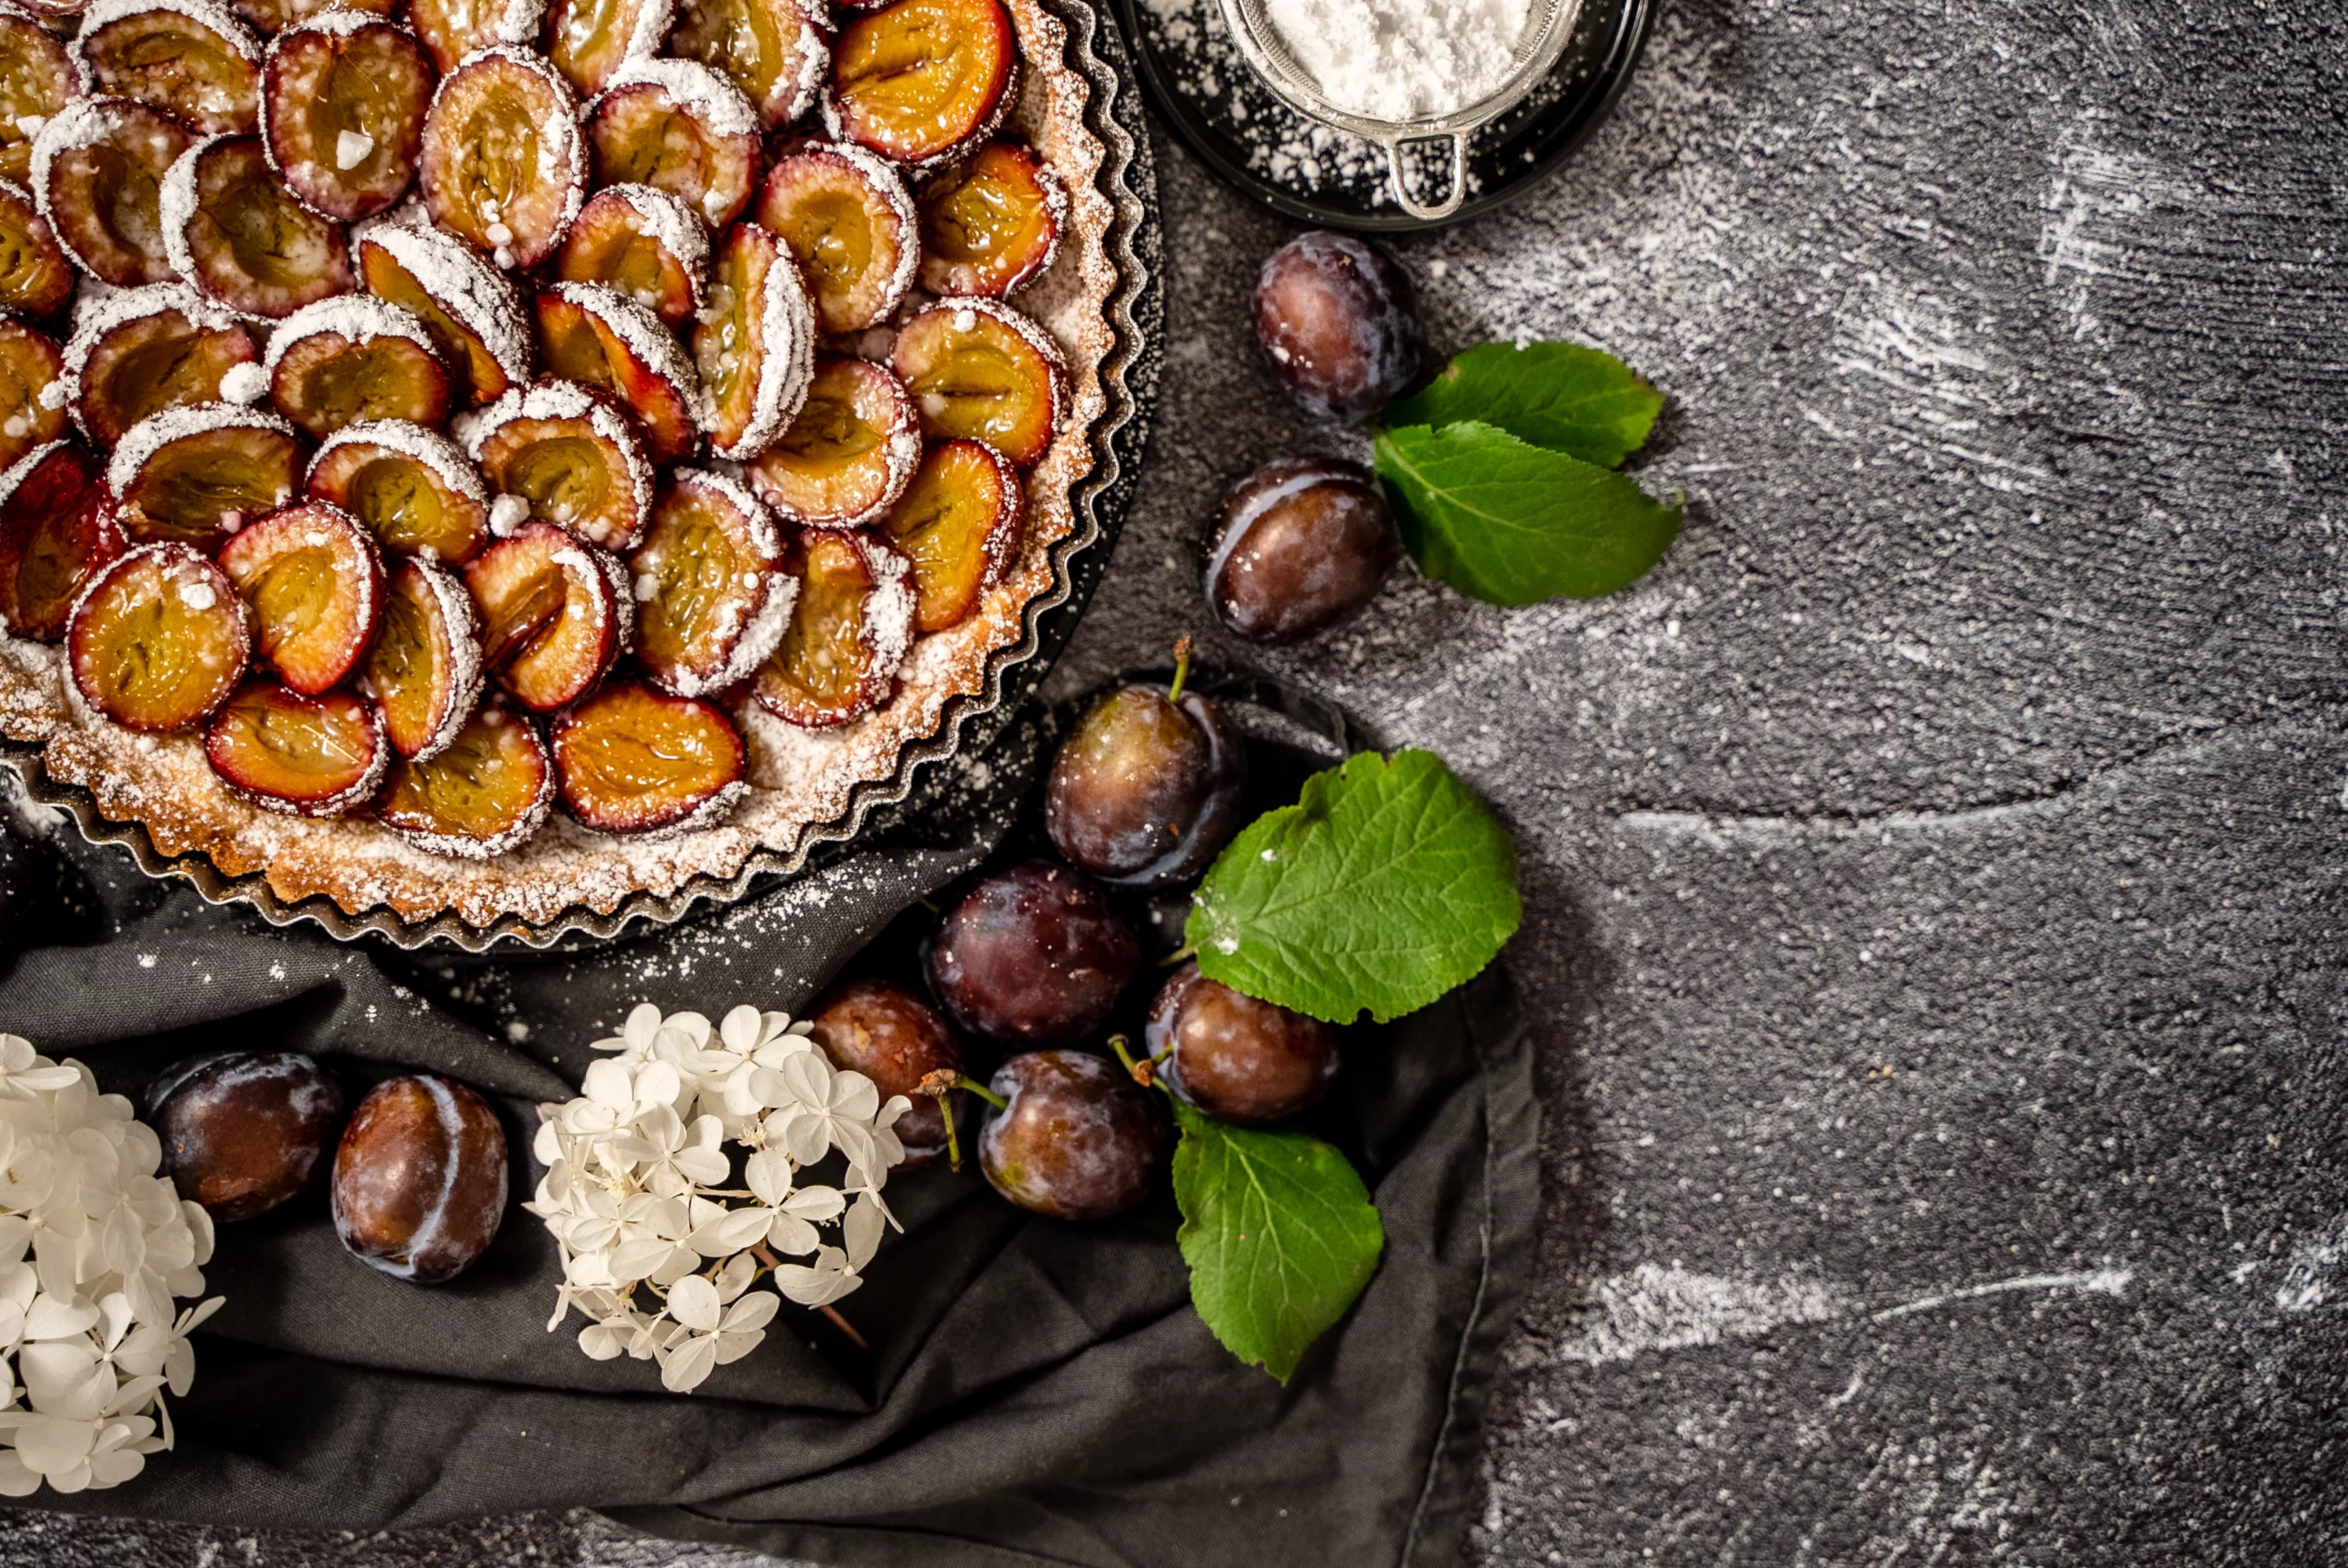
[
  {"x1": 918, "y1": 1069, "x2": 964, "y2": 1170},
  {"x1": 1161, "y1": 942, "x2": 1198, "y2": 967},
  {"x1": 1167, "y1": 635, "x2": 1193, "y2": 704},
  {"x1": 956, "y1": 1074, "x2": 1008, "y2": 1110}
]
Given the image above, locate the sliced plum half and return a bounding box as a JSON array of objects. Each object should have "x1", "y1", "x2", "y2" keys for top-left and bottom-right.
[
  {"x1": 466, "y1": 379, "x2": 653, "y2": 552},
  {"x1": 0, "y1": 177, "x2": 74, "y2": 317},
  {"x1": 205, "y1": 680, "x2": 389, "y2": 817},
  {"x1": 890, "y1": 296, "x2": 1066, "y2": 467},
  {"x1": 557, "y1": 183, "x2": 707, "y2": 331},
  {"x1": 264, "y1": 295, "x2": 452, "y2": 441},
  {"x1": 216, "y1": 501, "x2": 384, "y2": 695},
  {"x1": 357, "y1": 224, "x2": 532, "y2": 411},
  {"x1": 417, "y1": 47, "x2": 584, "y2": 269},
  {"x1": 825, "y1": 0, "x2": 1013, "y2": 172},
  {"x1": 552, "y1": 679, "x2": 746, "y2": 834},
  {"x1": 260, "y1": 13, "x2": 436, "y2": 224},
  {"x1": 307, "y1": 419, "x2": 490, "y2": 566},
  {"x1": 586, "y1": 57, "x2": 759, "y2": 231},
  {"x1": 360, "y1": 558, "x2": 482, "y2": 759},
  {"x1": 875, "y1": 436, "x2": 1019, "y2": 634},
  {"x1": 63, "y1": 283, "x2": 258, "y2": 448},
  {"x1": 532, "y1": 283, "x2": 702, "y2": 465},
  {"x1": 751, "y1": 525, "x2": 910, "y2": 727},
  {"x1": 628, "y1": 467, "x2": 792, "y2": 697},
  {"x1": 461, "y1": 518, "x2": 629, "y2": 712},
  {"x1": 376, "y1": 701, "x2": 552, "y2": 857},
  {"x1": 916, "y1": 141, "x2": 1063, "y2": 298},
  {"x1": 31, "y1": 96, "x2": 193, "y2": 287},
  {"x1": 68, "y1": 541, "x2": 251, "y2": 732},
  {"x1": 745, "y1": 354, "x2": 916, "y2": 528},
  {"x1": 691, "y1": 221, "x2": 813, "y2": 461},
  {"x1": 0, "y1": 442, "x2": 122, "y2": 642},
  {"x1": 163, "y1": 133, "x2": 353, "y2": 318},
  {"x1": 107, "y1": 403, "x2": 304, "y2": 552},
  {"x1": 75, "y1": 0, "x2": 261, "y2": 138}
]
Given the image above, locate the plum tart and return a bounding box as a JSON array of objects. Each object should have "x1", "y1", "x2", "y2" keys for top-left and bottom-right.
[
  {"x1": 557, "y1": 183, "x2": 707, "y2": 330},
  {"x1": 0, "y1": 178, "x2": 73, "y2": 317},
  {"x1": 356, "y1": 223, "x2": 531, "y2": 411},
  {"x1": 0, "y1": 0, "x2": 1119, "y2": 933},
  {"x1": 259, "y1": 13, "x2": 437, "y2": 225},
  {"x1": 264, "y1": 295, "x2": 452, "y2": 439},
  {"x1": 75, "y1": 0, "x2": 262, "y2": 138},
  {"x1": 360, "y1": 557, "x2": 482, "y2": 758},
  {"x1": 417, "y1": 47, "x2": 584, "y2": 269},
  {"x1": 107, "y1": 402, "x2": 302, "y2": 549},
  {"x1": 68, "y1": 541, "x2": 250, "y2": 730},
  {"x1": 667, "y1": 0, "x2": 825, "y2": 130},
  {"x1": 755, "y1": 140, "x2": 914, "y2": 335},
  {"x1": 752, "y1": 525, "x2": 910, "y2": 727},
  {"x1": 31, "y1": 96, "x2": 193, "y2": 286},
  {"x1": 0, "y1": 441, "x2": 119, "y2": 641},
  {"x1": 533, "y1": 282, "x2": 701, "y2": 464},
  {"x1": 586, "y1": 57, "x2": 759, "y2": 231},
  {"x1": 61, "y1": 283, "x2": 258, "y2": 447},
  {"x1": 216, "y1": 501, "x2": 383, "y2": 694},
  {"x1": 204, "y1": 679, "x2": 388, "y2": 816},
  {"x1": 745, "y1": 353, "x2": 917, "y2": 527},
  {"x1": 466, "y1": 378, "x2": 653, "y2": 550},
  {"x1": 162, "y1": 133, "x2": 353, "y2": 317},
  {"x1": 307, "y1": 419, "x2": 491, "y2": 565},
  {"x1": 627, "y1": 467, "x2": 792, "y2": 697}
]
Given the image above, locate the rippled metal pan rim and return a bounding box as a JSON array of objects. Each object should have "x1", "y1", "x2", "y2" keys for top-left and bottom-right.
[{"x1": 2, "y1": 0, "x2": 1162, "y2": 954}]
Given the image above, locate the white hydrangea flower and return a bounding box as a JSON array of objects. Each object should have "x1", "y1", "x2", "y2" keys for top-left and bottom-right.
[
  {"x1": 0, "y1": 1037, "x2": 221, "y2": 1496},
  {"x1": 528, "y1": 1002, "x2": 911, "y2": 1393}
]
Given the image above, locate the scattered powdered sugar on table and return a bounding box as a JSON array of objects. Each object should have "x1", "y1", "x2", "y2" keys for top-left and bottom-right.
[
  {"x1": 1264, "y1": 0, "x2": 1533, "y2": 119},
  {"x1": 1136, "y1": 0, "x2": 1388, "y2": 194}
]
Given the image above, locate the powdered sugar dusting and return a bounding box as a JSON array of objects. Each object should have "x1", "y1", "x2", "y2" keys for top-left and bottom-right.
[
  {"x1": 546, "y1": 282, "x2": 706, "y2": 425},
  {"x1": 78, "y1": 0, "x2": 262, "y2": 63},
  {"x1": 589, "y1": 182, "x2": 710, "y2": 290},
  {"x1": 155, "y1": 133, "x2": 223, "y2": 293},
  {"x1": 260, "y1": 293, "x2": 440, "y2": 376},
  {"x1": 597, "y1": 55, "x2": 759, "y2": 142},
  {"x1": 58, "y1": 282, "x2": 249, "y2": 418},
  {"x1": 105, "y1": 402, "x2": 296, "y2": 500},
  {"x1": 309, "y1": 418, "x2": 490, "y2": 507},
  {"x1": 356, "y1": 223, "x2": 533, "y2": 386}
]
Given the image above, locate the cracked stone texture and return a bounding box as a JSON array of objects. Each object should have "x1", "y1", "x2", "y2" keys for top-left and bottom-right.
[{"x1": 6, "y1": 0, "x2": 2344, "y2": 1561}]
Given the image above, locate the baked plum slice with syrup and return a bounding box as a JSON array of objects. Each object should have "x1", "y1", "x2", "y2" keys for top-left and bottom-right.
[
  {"x1": 745, "y1": 354, "x2": 918, "y2": 528},
  {"x1": 875, "y1": 437, "x2": 1020, "y2": 635},
  {"x1": 826, "y1": 0, "x2": 1014, "y2": 171},
  {"x1": 376, "y1": 701, "x2": 553, "y2": 856},
  {"x1": 891, "y1": 296, "x2": 1065, "y2": 468},
  {"x1": 462, "y1": 519, "x2": 630, "y2": 712},
  {"x1": 68, "y1": 542, "x2": 251, "y2": 732},
  {"x1": 550, "y1": 678, "x2": 748, "y2": 834},
  {"x1": 628, "y1": 468, "x2": 792, "y2": 698},
  {"x1": 750, "y1": 525, "x2": 910, "y2": 727},
  {"x1": 216, "y1": 501, "x2": 385, "y2": 696},
  {"x1": 0, "y1": 442, "x2": 122, "y2": 642},
  {"x1": 360, "y1": 558, "x2": 482, "y2": 761},
  {"x1": 204, "y1": 679, "x2": 389, "y2": 817}
]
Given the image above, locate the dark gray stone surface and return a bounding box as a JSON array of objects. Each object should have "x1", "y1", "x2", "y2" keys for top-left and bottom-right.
[{"x1": 6, "y1": 0, "x2": 2343, "y2": 1561}]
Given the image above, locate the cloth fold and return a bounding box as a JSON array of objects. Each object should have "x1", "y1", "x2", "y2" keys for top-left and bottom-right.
[{"x1": 0, "y1": 690, "x2": 1535, "y2": 1568}]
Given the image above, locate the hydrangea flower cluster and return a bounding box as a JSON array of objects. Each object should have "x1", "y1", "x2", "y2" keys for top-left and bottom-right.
[
  {"x1": 0, "y1": 1035, "x2": 223, "y2": 1496},
  {"x1": 528, "y1": 1002, "x2": 912, "y2": 1393}
]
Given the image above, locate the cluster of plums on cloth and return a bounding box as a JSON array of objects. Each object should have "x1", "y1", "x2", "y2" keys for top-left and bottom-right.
[
  {"x1": 1204, "y1": 231, "x2": 1423, "y2": 646},
  {"x1": 803, "y1": 650, "x2": 1345, "y2": 1220},
  {"x1": 148, "y1": 1050, "x2": 508, "y2": 1283}
]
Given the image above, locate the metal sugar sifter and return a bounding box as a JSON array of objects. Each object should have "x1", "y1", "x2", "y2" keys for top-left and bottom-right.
[{"x1": 1213, "y1": 0, "x2": 1582, "y2": 220}]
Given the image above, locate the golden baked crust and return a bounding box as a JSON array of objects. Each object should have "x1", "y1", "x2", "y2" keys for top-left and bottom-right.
[{"x1": 0, "y1": 0, "x2": 1119, "y2": 931}]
